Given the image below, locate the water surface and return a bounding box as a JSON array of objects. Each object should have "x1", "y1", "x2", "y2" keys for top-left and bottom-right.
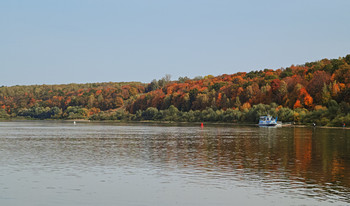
[{"x1": 0, "y1": 121, "x2": 349, "y2": 205}]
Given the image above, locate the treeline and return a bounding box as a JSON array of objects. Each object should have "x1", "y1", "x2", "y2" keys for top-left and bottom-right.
[
  {"x1": 88, "y1": 102, "x2": 350, "y2": 127},
  {"x1": 129, "y1": 55, "x2": 350, "y2": 112},
  {"x1": 0, "y1": 55, "x2": 350, "y2": 126},
  {"x1": 126, "y1": 55, "x2": 350, "y2": 126},
  {"x1": 0, "y1": 82, "x2": 145, "y2": 118}
]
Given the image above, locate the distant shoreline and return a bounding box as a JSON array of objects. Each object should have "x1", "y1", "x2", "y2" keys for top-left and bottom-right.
[{"x1": 1, "y1": 118, "x2": 349, "y2": 129}]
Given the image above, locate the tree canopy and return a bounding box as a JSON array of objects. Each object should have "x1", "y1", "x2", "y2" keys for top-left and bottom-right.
[{"x1": 1, "y1": 55, "x2": 350, "y2": 126}]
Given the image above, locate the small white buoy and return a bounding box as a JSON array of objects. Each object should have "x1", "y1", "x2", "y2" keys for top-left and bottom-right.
[{"x1": 73, "y1": 121, "x2": 76, "y2": 125}]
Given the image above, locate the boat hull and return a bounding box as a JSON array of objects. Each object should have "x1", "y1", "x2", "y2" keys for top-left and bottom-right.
[{"x1": 259, "y1": 123, "x2": 278, "y2": 127}]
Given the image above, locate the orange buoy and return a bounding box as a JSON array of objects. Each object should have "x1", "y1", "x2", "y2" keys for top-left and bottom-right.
[{"x1": 201, "y1": 123, "x2": 204, "y2": 128}]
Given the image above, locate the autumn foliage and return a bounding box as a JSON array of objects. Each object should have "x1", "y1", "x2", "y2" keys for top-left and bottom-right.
[
  {"x1": 0, "y1": 82, "x2": 145, "y2": 119},
  {"x1": 128, "y1": 55, "x2": 350, "y2": 113},
  {"x1": 0, "y1": 55, "x2": 350, "y2": 125}
]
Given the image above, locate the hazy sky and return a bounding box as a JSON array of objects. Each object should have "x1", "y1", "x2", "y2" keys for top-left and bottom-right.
[{"x1": 1, "y1": 0, "x2": 349, "y2": 86}]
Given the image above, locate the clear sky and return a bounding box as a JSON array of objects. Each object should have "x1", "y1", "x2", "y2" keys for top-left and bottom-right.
[{"x1": 1, "y1": 0, "x2": 349, "y2": 86}]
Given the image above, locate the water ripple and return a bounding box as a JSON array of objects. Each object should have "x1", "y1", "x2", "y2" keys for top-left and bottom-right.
[{"x1": 0, "y1": 121, "x2": 349, "y2": 205}]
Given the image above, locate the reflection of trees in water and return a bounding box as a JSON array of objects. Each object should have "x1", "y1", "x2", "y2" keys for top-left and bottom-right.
[
  {"x1": 21, "y1": 126, "x2": 347, "y2": 202},
  {"x1": 138, "y1": 127, "x2": 350, "y2": 202},
  {"x1": 294, "y1": 127, "x2": 313, "y2": 174},
  {"x1": 3, "y1": 123, "x2": 349, "y2": 203}
]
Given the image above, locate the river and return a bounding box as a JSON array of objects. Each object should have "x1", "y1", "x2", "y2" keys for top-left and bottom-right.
[{"x1": 0, "y1": 121, "x2": 349, "y2": 205}]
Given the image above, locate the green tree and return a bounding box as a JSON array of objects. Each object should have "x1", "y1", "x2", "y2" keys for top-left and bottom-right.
[
  {"x1": 142, "y1": 107, "x2": 159, "y2": 120},
  {"x1": 321, "y1": 84, "x2": 331, "y2": 105}
]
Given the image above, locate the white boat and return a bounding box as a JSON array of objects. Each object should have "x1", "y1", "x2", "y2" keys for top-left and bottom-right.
[{"x1": 259, "y1": 115, "x2": 278, "y2": 127}]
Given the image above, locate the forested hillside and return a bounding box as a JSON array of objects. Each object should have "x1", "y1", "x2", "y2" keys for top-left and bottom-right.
[
  {"x1": 1, "y1": 55, "x2": 350, "y2": 126},
  {"x1": 0, "y1": 82, "x2": 145, "y2": 119}
]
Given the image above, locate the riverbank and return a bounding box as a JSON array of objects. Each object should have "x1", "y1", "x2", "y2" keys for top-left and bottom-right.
[
  {"x1": 67, "y1": 119, "x2": 350, "y2": 129},
  {"x1": 2, "y1": 118, "x2": 349, "y2": 129}
]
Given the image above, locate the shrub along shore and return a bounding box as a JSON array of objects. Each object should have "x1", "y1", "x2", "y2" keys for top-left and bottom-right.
[{"x1": 2, "y1": 102, "x2": 348, "y2": 128}]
